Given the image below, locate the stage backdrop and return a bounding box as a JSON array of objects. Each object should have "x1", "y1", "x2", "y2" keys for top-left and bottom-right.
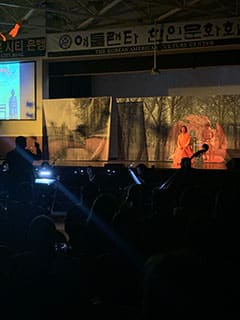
[
  {"x1": 1, "y1": 94, "x2": 240, "y2": 164},
  {"x1": 116, "y1": 95, "x2": 240, "y2": 162},
  {"x1": 43, "y1": 97, "x2": 112, "y2": 161}
]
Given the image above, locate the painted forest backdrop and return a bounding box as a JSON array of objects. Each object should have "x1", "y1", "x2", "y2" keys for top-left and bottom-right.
[
  {"x1": 43, "y1": 97, "x2": 112, "y2": 162},
  {"x1": 41, "y1": 95, "x2": 240, "y2": 163}
]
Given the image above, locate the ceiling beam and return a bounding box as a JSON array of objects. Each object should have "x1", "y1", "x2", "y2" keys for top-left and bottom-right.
[
  {"x1": 156, "y1": 0, "x2": 201, "y2": 22},
  {"x1": 77, "y1": 0, "x2": 124, "y2": 29}
]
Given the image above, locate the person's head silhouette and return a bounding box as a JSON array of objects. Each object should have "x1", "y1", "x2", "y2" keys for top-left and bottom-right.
[
  {"x1": 15, "y1": 136, "x2": 27, "y2": 149},
  {"x1": 180, "y1": 157, "x2": 191, "y2": 169}
]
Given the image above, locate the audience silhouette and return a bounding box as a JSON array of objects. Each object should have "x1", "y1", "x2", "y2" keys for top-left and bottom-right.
[
  {"x1": 6, "y1": 136, "x2": 42, "y2": 199},
  {"x1": 0, "y1": 157, "x2": 239, "y2": 317}
]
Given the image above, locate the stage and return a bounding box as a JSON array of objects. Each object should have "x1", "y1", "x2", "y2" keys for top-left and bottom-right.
[{"x1": 35, "y1": 159, "x2": 228, "y2": 170}]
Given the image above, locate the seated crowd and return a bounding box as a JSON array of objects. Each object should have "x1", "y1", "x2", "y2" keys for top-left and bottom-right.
[{"x1": 0, "y1": 159, "x2": 240, "y2": 318}]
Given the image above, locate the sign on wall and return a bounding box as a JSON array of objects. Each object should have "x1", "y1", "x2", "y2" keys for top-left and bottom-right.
[
  {"x1": 47, "y1": 17, "x2": 240, "y2": 58},
  {"x1": 0, "y1": 37, "x2": 46, "y2": 59},
  {"x1": 1, "y1": 18, "x2": 238, "y2": 59}
]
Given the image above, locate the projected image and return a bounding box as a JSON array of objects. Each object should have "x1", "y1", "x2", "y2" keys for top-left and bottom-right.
[{"x1": 0, "y1": 61, "x2": 35, "y2": 120}]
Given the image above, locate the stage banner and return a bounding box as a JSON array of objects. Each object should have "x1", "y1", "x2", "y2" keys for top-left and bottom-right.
[
  {"x1": 47, "y1": 17, "x2": 240, "y2": 58},
  {"x1": 116, "y1": 95, "x2": 240, "y2": 163},
  {"x1": 43, "y1": 97, "x2": 112, "y2": 161}
]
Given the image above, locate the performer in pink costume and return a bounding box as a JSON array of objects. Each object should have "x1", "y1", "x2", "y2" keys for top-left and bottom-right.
[{"x1": 172, "y1": 125, "x2": 194, "y2": 166}]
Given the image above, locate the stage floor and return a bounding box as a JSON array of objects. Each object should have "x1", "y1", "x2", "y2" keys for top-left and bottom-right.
[{"x1": 35, "y1": 159, "x2": 227, "y2": 170}]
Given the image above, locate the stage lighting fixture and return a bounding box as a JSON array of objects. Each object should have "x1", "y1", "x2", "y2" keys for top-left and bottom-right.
[
  {"x1": 104, "y1": 163, "x2": 125, "y2": 175},
  {"x1": 34, "y1": 178, "x2": 56, "y2": 185},
  {"x1": 34, "y1": 161, "x2": 56, "y2": 185},
  {"x1": 106, "y1": 168, "x2": 116, "y2": 175},
  {"x1": 73, "y1": 168, "x2": 85, "y2": 175},
  {"x1": 79, "y1": 168, "x2": 85, "y2": 175},
  {"x1": 128, "y1": 167, "x2": 142, "y2": 185}
]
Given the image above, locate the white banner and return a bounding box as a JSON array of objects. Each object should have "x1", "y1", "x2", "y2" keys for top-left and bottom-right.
[{"x1": 47, "y1": 17, "x2": 240, "y2": 58}]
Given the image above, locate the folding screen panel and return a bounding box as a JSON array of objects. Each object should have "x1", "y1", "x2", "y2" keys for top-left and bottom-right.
[{"x1": 43, "y1": 97, "x2": 112, "y2": 161}]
